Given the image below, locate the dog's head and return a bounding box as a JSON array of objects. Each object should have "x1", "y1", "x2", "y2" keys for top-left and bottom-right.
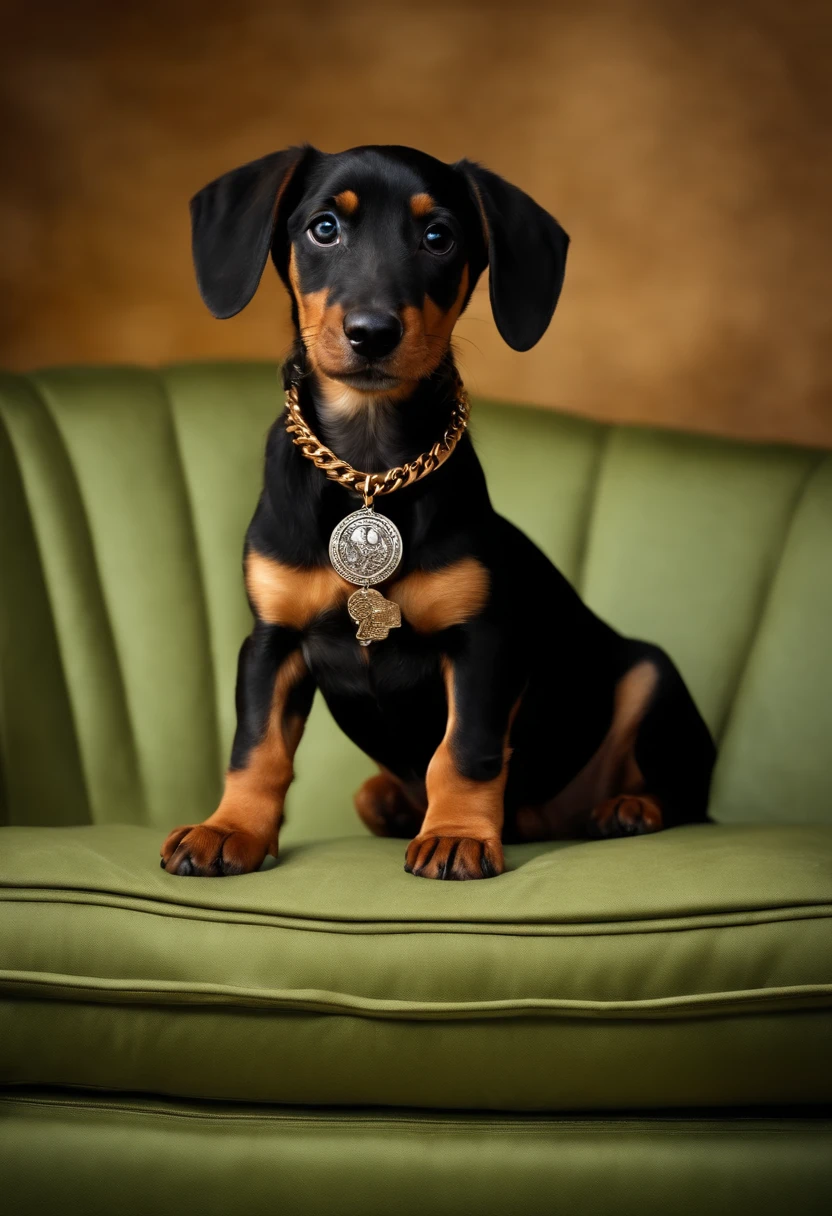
[{"x1": 191, "y1": 144, "x2": 569, "y2": 405}]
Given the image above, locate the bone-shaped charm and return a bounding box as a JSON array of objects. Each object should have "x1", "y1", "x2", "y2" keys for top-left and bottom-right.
[{"x1": 348, "y1": 587, "x2": 402, "y2": 645}]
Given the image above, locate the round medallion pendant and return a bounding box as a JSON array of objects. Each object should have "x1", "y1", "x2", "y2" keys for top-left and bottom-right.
[{"x1": 328, "y1": 507, "x2": 403, "y2": 586}]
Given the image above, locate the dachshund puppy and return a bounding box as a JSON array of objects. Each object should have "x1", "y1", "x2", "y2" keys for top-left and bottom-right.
[{"x1": 161, "y1": 144, "x2": 715, "y2": 880}]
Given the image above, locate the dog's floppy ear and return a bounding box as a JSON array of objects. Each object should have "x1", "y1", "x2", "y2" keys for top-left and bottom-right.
[
  {"x1": 190, "y1": 145, "x2": 314, "y2": 319},
  {"x1": 455, "y1": 160, "x2": 569, "y2": 351}
]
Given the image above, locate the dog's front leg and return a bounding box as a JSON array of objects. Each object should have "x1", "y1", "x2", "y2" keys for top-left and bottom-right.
[
  {"x1": 161, "y1": 622, "x2": 315, "y2": 875},
  {"x1": 405, "y1": 624, "x2": 520, "y2": 881}
]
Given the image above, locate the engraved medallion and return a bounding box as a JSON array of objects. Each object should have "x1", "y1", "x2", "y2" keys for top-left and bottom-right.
[{"x1": 328, "y1": 507, "x2": 403, "y2": 587}]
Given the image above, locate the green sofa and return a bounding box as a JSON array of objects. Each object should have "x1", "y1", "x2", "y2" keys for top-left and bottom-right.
[{"x1": 1, "y1": 362, "x2": 831, "y2": 1214}]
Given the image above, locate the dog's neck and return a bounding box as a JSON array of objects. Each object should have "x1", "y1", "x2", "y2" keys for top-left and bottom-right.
[{"x1": 285, "y1": 345, "x2": 460, "y2": 476}]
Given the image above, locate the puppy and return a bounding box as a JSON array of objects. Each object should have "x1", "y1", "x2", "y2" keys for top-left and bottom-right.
[{"x1": 161, "y1": 144, "x2": 715, "y2": 881}]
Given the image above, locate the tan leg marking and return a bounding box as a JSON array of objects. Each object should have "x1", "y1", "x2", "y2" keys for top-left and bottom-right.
[
  {"x1": 513, "y1": 660, "x2": 660, "y2": 842},
  {"x1": 405, "y1": 661, "x2": 516, "y2": 880},
  {"x1": 246, "y1": 551, "x2": 351, "y2": 630},
  {"x1": 210, "y1": 651, "x2": 308, "y2": 845},
  {"x1": 389, "y1": 557, "x2": 489, "y2": 633},
  {"x1": 161, "y1": 652, "x2": 310, "y2": 875}
]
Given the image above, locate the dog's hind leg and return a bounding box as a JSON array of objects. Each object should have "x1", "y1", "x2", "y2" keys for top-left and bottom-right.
[
  {"x1": 587, "y1": 644, "x2": 715, "y2": 838},
  {"x1": 354, "y1": 770, "x2": 426, "y2": 839},
  {"x1": 513, "y1": 645, "x2": 715, "y2": 842}
]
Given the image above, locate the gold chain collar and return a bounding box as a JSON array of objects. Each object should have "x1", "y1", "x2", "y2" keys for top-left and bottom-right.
[{"x1": 284, "y1": 374, "x2": 471, "y2": 506}]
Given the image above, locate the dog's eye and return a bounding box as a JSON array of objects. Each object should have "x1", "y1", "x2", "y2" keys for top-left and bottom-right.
[
  {"x1": 308, "y1": 214, "x2": 341, "y2": 247},
  {"x1": 422, "y1": 223, "x2": 455, "y2": 256}
]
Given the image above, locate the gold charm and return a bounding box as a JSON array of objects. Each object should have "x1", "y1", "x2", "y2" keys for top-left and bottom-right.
[{"x1": 348, "y1": 587, "x2": 402, "y2": 646}]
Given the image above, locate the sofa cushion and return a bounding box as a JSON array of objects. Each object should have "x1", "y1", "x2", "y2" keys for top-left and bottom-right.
[
  {"x1": 1, "y1": 823, "x2": 831, "y2": 1111},
  {"x1": 3, "y1": 1091, "x2": 832, "y2": 1216}
]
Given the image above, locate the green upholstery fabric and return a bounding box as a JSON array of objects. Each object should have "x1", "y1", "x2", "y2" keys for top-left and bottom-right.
[
  {"x1": 3, "y1": 1092, "x2": 831, "y2": 1216},
  {"x1": 1, "y1": 363, "x2": 830, "y2": 837},
  {"x1": 2, "y1": 823, "x2": 831, "y2": 1109}
]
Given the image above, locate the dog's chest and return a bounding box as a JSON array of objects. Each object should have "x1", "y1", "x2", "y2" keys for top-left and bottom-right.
[
  {"x1": 303, "y1": 616, "x2": 440, "y2": 696},
  {"x1": 302, "y1": 620, "x2": 446, "y2": 767}
]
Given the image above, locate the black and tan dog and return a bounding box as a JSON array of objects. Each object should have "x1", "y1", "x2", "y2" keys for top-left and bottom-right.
[{"x1": 161, "y1": 143, "x2": 715, "y2": 881}]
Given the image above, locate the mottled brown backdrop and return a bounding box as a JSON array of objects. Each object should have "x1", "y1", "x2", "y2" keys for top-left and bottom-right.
[{"x1": 1, "y1": 0, "x2": 830, "y2": 445}]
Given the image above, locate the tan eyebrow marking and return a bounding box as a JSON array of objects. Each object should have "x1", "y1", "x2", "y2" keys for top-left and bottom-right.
[
  {"x1": 334, "y1": 190, "x2": 359, "y2": 215},
  {"x1": 410, "y1": 192, "x2": 435, "y2": 218}
]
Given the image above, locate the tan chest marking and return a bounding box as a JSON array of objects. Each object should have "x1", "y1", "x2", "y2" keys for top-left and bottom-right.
[
  {"x1": 389, "y1": 557, "x2": 489, "y2": 633},
  {"x1": 246, "y1": 552, "x2": 351, "y2": 630}
]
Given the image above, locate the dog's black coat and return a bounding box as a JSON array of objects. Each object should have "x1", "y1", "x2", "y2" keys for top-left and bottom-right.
[{"x1": 163, "y1": 144, "x2": 715, "y2": 879}]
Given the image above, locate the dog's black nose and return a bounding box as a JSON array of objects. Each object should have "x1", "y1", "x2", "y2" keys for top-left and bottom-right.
[{"x1": 343, "y1": 310, "x2": 403, "y2": 359}]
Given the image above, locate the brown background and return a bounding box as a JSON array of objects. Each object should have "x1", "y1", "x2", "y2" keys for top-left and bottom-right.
[{"x1": 1, "y1": 0, "x2": 830, "y2": 446}]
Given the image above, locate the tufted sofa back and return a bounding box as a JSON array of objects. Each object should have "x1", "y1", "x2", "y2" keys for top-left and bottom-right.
[{"x1": 1, "y1": 363, "x2": 830, "y2": 839}]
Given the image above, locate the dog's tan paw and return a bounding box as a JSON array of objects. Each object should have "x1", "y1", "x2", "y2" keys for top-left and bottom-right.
[
  {"x1": 404, "y1": 834, "x2": 504, "y2": 880},
  {"x1": 160, "y1": 823, "x2": 270, "y2": 876},
  {"x1": 589, "y1": 795, "x2": 663, "y2": 839},
  {"x1": 354, "y1": 772, "x2": 425, "y2": 839}
]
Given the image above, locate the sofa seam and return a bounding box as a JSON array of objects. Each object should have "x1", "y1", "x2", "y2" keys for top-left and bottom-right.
[
  {"x1": 2, "y1": 1092, "x2": 830, "y2": 1135},
  {"x1": 3, "y1": 971, "x2": 831, "y2": 1020},
  {"x1": 2, "y1": 889, "x2": 831, "y2": 937},
  {"x1": 0, "y1": 382, "x2": 95, "y2": 823},
  {"x1": 155, "y1": 368, "x2": 224, "y2": 786},
  {"x1": 24, "y1": 372, "x2": 149, "y2": 821},
  {"x1": 713, "y1": 452, "x2": 826, "y2": 744},
  {"x1": 574, "y1": 425, "x2": 614, "y2": 597}
]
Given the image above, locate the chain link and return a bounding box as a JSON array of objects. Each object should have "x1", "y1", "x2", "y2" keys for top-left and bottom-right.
[{"x1": 284, "y1": 375, "x2": 471, "y2": 501}]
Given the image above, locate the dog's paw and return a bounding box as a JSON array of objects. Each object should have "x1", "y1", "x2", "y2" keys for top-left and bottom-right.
[
  {"x1": 404, "y1": 835, "x2": 504, "y2": 880},
  {"x1": 354, "y1": 772, "x2": 425, "y2": 839},
  {"x1": 160, "y1": 823, "x2": 270, "y2": 876},
  {"x1": 589, "y1": 795, "x2": 663, "y2": 839}
]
